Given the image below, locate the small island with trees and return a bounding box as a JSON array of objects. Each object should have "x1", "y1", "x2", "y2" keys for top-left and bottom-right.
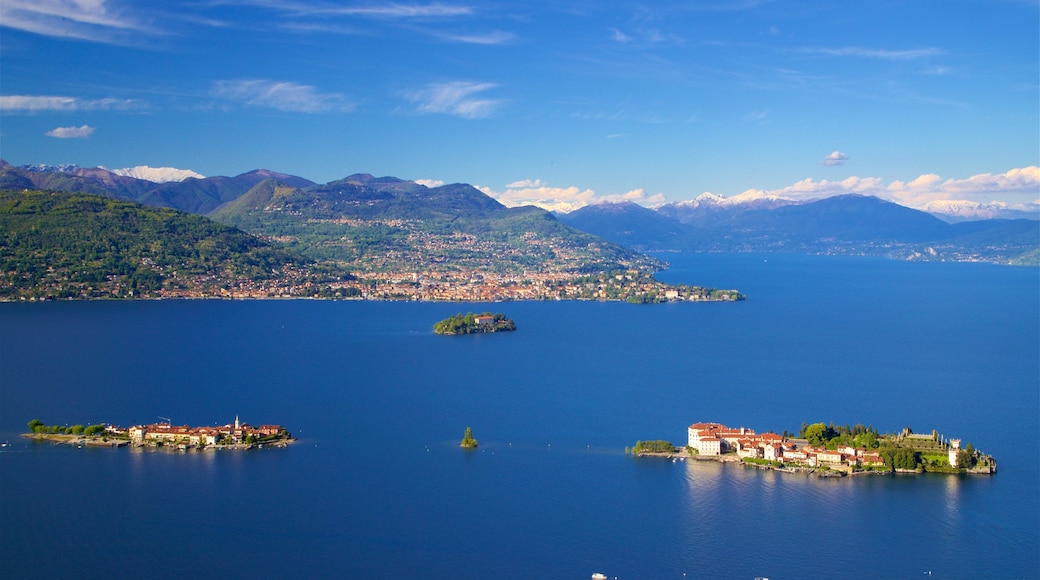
[
  {"x1": 460, "y1": 427, "x2": 478, "y2": 448},
  {"x1": 434, "y1": 312, "x2": 516, "y2": 335},
  {"x1": 628, "y1": 421, "x2": 996, "y2": 478}
]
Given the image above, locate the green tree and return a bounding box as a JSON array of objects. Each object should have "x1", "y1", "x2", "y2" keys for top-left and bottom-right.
[
  {"x1": 854, "y1": 431, "x2": 879, "y2": 449},
  {"x1": 83, "y1": 424, "x2": 105, "y2": 436},
  {"x1": 460, "y1": 426, "x2": 478, "y2": 448},
  {"x1": 28, "y1": 419, "x2": 43, "y2": 433},
  {"x1": 803, "y1": 423, "x2": 828, "y2": 446}
]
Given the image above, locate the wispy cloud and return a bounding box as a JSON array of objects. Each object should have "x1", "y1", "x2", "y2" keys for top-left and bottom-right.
[
  {"x1": 742, "y1": 109, "x2": 769, "y2": 123},
  {"x1": 798, "y1": 46, "x2": 943, "y2": 60},
  {"x1": 436, "y1": 29, "x2": 514, "y2": 45},
  {"x1": 46, "y1": 125, "x2": 96, "y2": 139},
  {"x1": 326, "y1": 3, "x2": 473, "y2": 18},
  {"x1": 405, "y1": 81, "x2": 501, "y2": 118},
  {"x1": 0, "y1": 95, "x2": 143, "y2": 112},
  {"x1": 478, "y1": 179, "x2": 666, "y2": 213},
  {"x1": 211, "y1": 80, "x2": 355, "y2": 113},
  {"x1": 819, "y1": 151, "x2": 848, "y2": 166},
  {"x1": 415, "y1": 178, "x2": 445, "y2": 188},
  {"x1": 0, "y1": 0, "x2": 155, "y2": 43},
  {"x1": 212, "y1": 1, "x2": 497, "y2": 44}
]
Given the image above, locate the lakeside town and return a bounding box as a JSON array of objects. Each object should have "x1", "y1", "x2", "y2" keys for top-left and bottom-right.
[
  {"x1": 632, "y1": 421, "x2": 996, "y2": 476},
  {"x1": 22, "y1": 416, "x2": 292, "y2": 450},
  {"x1": 8, "y1": 266, "x2": 745, "y2": 303}
]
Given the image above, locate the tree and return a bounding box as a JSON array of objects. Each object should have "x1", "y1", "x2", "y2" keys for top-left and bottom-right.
[
  {"x1": 957, "y1": 449, "x2": 976, "y2": 469},
  {"x1": 460, "y1": 426, "x2": 478, "y2": 448},
  {"x1": 83, "y1": 424, "x2": 105, "y2": 436},
  {"x1": 28, "y1": 419, "x2": 43, "y2": 433},
  {"x1": 854, "y1": 430, "x2": 879, "y2": 449},
  {"x1": 803, "y1": 423, "x2": 828, "y2": 446}
]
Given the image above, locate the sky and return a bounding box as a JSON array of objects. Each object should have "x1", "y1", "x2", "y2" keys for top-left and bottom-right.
[{"x1": 1, "y1": 0, "x2": 1038, "y2": 213}]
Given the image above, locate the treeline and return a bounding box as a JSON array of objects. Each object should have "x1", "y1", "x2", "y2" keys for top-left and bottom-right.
[
  {"x1": 27, "y1": 419, "x2": 106, "y2": 436},
  {"x1": 799, "y1": 422, "x2": 880, "y2": 449}
]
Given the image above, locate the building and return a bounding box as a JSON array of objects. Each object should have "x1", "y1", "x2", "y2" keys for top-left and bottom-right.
[{"x1": 948, "y1": 438, "x2": 961, "y2": 468}]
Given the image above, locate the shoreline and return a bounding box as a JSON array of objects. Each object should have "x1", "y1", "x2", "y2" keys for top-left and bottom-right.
[
  {"x1": 633, "y1": 448, "x2": 994, "y2": 478},
  {"x1": 21, "y1": 432, "x2": 295, "y2": 451}
]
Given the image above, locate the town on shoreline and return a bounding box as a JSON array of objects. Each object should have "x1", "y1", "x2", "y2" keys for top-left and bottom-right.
[
  {"x1": 6, "y1": 267, "x2": 746, "y2": 303},
  {"x1": 629, "y1": 421, "x2": 996, "y2": 477},
  {"x1": 22, "y1": 416, "x2": 293, "y2": 451}
]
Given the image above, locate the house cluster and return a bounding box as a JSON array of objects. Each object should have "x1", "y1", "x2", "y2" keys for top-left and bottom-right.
[
  {"x1": 127, "y1": 416, "x2": 284, "y2": 447},
  {"x1": 688, "y1": 422, "x2": 885, "y2": 469}
]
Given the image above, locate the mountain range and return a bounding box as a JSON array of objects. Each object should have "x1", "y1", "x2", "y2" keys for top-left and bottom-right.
[
  {"x1": 557, "y1": 196, "x2": 1038, "y2": 265},
  {"x1": 2, "y1": 161, "x2": 1036, "y2": 267},
  {"x1": 0, "y1": 161, "x2": 658, "y2": 276}
]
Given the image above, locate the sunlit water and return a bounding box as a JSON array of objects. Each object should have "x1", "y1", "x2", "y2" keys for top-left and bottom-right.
[{"x1": 2, "y1": 253, "x2": 1037, "y2": 578}]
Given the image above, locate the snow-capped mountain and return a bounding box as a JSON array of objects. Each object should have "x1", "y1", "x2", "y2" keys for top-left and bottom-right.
[
  {"x1": 921, "y1": 199, "x2": 1039, "y2": 222},
  {"x1": 19, "y1": 163, "x2": 83, "y2": 174},
  {"x1": 109, "y1": 166, "x2": 204, "y2": 183}
]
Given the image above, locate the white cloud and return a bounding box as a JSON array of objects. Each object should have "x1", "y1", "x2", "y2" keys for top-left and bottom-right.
[
  {"x1": 415, "y1": 179, "x2": 444, "y2": 188},
  {"x1": 211, "y1": 80, "x2": 355, "y2": 113},
  {"x1": 46, "y1": 125, "x2": 95, "y2": 139},
  {"x1": 719, "y1": 167, "x2": 1040, "y2": 211},
  {"x1": 0, "y1": 95, "x2": 142, "y2": 112},
  {"x1": 819, "y1": 151, "x2": 848, "y2": 166},
  {"x1": 0, "y1": 0, "x2": 154, "y2": 43},
  {"x1": 406, "y1": 81, "x2": 501, "y2": 119},
  {"x1": 478, "y1": 180, "x2": 666, "y2": 213}
]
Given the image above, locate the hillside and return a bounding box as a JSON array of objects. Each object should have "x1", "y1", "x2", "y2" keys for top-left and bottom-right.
[
  {"x1": 3, "y1": 161, "x2": 662, "y2": 277},
  {"x1": 211, "y1": 177, "x2": 660, "y2": 276},
  {"x1": 0, "y1": 190, "x2": 326, "y2": 300}
]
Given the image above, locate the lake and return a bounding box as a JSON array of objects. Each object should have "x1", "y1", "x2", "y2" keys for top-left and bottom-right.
[{"x1": 2, "y1": 253, "x2": 1037, "y2": 579}]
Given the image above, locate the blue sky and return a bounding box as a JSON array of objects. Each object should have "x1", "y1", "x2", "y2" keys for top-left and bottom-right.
[{"x1": 1, "y1": 0, "x2": 1037, "y2": 212}]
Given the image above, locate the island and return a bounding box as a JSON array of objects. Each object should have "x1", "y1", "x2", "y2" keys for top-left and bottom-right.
[
  {"x1": 460, "y1": 426, "x2": 478, "y2": 448},
  {"x1": 629, "y1": 421, "x2": 995, "y2": 477},
  {"x1": 434, "y1": 312, "x2": 516, "y2": 335},
  {"x1": 22, "y1": 416, "x2": 293, "y2": 451}
]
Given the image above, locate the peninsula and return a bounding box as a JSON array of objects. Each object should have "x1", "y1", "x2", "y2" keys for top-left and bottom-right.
[
  {"x1": 434, "y1": 312, "x2": 516, "y2": 335},
  {"x1": 23, "y1": 416, "x2": 293, "y2": 451},
  {"x1": 631, "y1": 421, "x2": 995, "y2": 477}
]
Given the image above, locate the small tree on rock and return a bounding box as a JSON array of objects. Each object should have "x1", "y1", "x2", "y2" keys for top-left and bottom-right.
[{"x1": 460, "y1": 427, "x2": 478, "y2": 448}]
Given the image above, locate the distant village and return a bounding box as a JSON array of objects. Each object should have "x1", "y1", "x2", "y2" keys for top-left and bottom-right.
[
  {"x1": 127, "y1": 416, "x2": 291, "y2": 449},
  {"x1": 674, "y1": 421, "x2": 995, "y2": 475},
  {"x1": 23, "y1": 416, "x2": 291, "y2": 450}
]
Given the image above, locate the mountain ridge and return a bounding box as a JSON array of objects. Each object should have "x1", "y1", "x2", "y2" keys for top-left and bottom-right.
[{"x1": 560, "y1": 195, "x2": 1038, "y2": 265}]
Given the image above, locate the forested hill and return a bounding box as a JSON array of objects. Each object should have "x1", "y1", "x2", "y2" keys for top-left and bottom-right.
[{"x1": 0, "y1": 190, "x2": 323, "y2": 300}]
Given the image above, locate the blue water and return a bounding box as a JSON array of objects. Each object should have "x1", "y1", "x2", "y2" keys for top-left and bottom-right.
[{"x1": 2, "y1": 253, "x2": 1037, "y2": 579}]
